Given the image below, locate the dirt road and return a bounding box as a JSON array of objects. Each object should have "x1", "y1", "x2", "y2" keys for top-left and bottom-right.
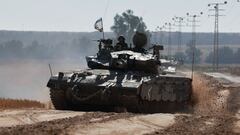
[
  {"x1": 0, "y1": 72, "x2": 239, "y2": 135},
  {"x1": 0, "y1": 109, "x2": 176, "y2": 135},
  {"x1": 204, "y1": 72, "x2": 240, "y2": 84}
]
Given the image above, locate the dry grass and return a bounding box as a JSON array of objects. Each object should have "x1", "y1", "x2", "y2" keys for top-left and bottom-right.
[{"x1": 0, "y1": 98, "x2": 45, "y2": 109}]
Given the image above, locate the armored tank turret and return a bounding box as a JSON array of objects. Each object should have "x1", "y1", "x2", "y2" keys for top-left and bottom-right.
[{"x1": 47, "y1": 32, "x2": 192, "y2": 113}]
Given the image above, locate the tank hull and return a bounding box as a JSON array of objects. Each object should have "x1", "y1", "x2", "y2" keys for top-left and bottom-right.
[{"x1": 47, "y1": 69, "x2": 192, "y2": 113}]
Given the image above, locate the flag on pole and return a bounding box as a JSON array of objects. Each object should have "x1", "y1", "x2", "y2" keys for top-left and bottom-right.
[{"x1": 94, "y1": 18, "x2": 103, "y2": 32}]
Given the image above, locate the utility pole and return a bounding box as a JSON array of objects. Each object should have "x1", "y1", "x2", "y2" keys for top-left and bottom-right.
[
  {"x1": 155, "y1": 26, "x2": 160, "y2": 44},
  {"x1": 172, "y1": 17, "x2": 185, "y2": 52},
  {"x1": 186, "y1": 12, "x2": 203, "y2": 79},
  {"x1": 165, "y1": 22, "x2": 173, "y2": 58},
  {"x1": 158, "y1": 26, "x2": 165, "y2": 45},
  {"x1": 152, "y1": 31, "x2": 157, "y2": 44},
  {"x1": 208, "y1": 1, "x2": 227, "y2": 72}
]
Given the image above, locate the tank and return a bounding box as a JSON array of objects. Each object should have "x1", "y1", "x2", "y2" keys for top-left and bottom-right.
[{"x1": 47, "y1": 32, "x2": 192, "y2": 113}]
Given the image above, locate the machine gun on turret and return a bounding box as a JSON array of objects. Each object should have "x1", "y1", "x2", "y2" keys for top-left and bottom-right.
[
  {"x1": 93, "y1": 39, "x2": 114, "y2": 51},
  {"x1": 149, "y1": 45, "x2": 164, "y2": 60}
]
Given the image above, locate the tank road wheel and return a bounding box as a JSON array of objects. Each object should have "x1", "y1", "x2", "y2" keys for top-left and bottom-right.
[{"x1": 50, "y1": 89, "x2": 71, "y2": 110}]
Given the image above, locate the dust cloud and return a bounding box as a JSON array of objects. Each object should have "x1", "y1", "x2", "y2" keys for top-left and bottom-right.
[{"x1": 0, "y1": 58, "x2": 86, "y2": 102}]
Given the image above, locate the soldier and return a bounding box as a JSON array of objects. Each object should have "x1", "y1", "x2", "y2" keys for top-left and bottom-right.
[
  {"x1": 114, "y1": 36, "x2": 128, "y2": 51},
  {"x1": 152, "y1": 45, "x2": 163, "y2": 60}
]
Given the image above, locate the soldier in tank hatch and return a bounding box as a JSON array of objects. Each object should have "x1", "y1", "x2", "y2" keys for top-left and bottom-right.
[{"x1": 114, "y1": 35, "x2": 128, "y2": 51}]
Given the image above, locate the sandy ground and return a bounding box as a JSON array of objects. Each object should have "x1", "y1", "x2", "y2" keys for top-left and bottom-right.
[
  {"x1": 69, "y1": 113, "x2": 176, "y2": 135},
  {"x1": 0, "y1": 72, "x2": 239, "y2": 135},
  {"x1": 0, "y1": 109, "x2": 85, "y2": 127},
  {"x1": 0, "y1": 110, "x2": 176, "y2": 135},
  {"x1": 204, "y1": 72, "x2": 240, "y2": 133}
]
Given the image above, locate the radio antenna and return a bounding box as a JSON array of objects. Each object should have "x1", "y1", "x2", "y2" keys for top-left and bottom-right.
[{"x1": 48, "y1": 64, "x2": 53, "y2": 77}]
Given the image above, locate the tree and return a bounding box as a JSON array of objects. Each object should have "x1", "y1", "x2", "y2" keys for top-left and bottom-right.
[
  {"x1": 234, "y1": 48, "x2": 240, "y2": 63},
  {"x1": 111, "y1": 9, "x2": 147, "y2": 40},
  {"x1": 205, "y1": 51, "x2": 213, "y2": 63},
  {"x1": 219, "y1": 46, "x2": 234, "y2": 64},
  {"x1": 26, "y1": 40, "x2": 50, "y2": 59},
  {"x1": 1, "y1": 40, "x2": 24, "y2": 58},
  {"x1": 174, "y1": 52, "x2": 186, "y2": 61},
  {"x1": 205, "y1": 46, "x2": 234, "y2": 64},
  {"x1": 69, "y1": 36, "x2": 97, "y2": 58},
  {"x1": 185, "y1": 41, "x2": 202, "y2": 64}
]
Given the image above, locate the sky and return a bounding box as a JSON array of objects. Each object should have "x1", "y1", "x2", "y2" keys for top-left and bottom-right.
[{"x1": 0, "y1": 0, "x2": 240, "y2": 32}]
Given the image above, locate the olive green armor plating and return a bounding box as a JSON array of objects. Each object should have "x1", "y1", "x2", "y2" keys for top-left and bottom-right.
[{"x1": 47, "y1": 32, "x2": 192, "y2": 113}]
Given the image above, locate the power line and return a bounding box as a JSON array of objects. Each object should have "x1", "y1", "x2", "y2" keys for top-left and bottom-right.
[
  {"x1": 154, "y1": 26, "x2": 160, "y2": 44},
  {"x1": 164, "y1": 22, "x2": 173, "y2": 57},
  {"x1": 208, "y1": 1, "x2": 227, "y2": 72},
  {"x1": 172, "y1": 16, "x2": 185, "y2": 52},
  {"x1": 186, "y1": 12, "x2": 203, "y2": 50},
  {"x1": 155, "y1": 25, "x2": 165, "y2": 45},
  {"x1": 159, "y1": 26, "x2": 165, "y2": 45},
  {"x1": 186, "y1": 12, "x2": 203, "y2": 79}
]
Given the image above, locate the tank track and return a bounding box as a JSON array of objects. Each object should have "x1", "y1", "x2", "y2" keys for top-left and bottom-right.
[
  {"x1": 50, "y1": 89, "x2": 190, "y2": 113},
  {"x1": 50, "y1": 89, "x2": 71, "y2": 110}
]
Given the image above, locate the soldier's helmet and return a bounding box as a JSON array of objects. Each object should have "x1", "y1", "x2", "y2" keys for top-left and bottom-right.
[{"x1": 118, "y1": 35, "x2": 125, "y2": 42}]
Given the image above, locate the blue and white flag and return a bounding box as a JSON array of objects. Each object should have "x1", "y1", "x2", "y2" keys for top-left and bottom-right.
[{"x1": 94, "y1": 18, "x2": 103, "y2": 32}]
